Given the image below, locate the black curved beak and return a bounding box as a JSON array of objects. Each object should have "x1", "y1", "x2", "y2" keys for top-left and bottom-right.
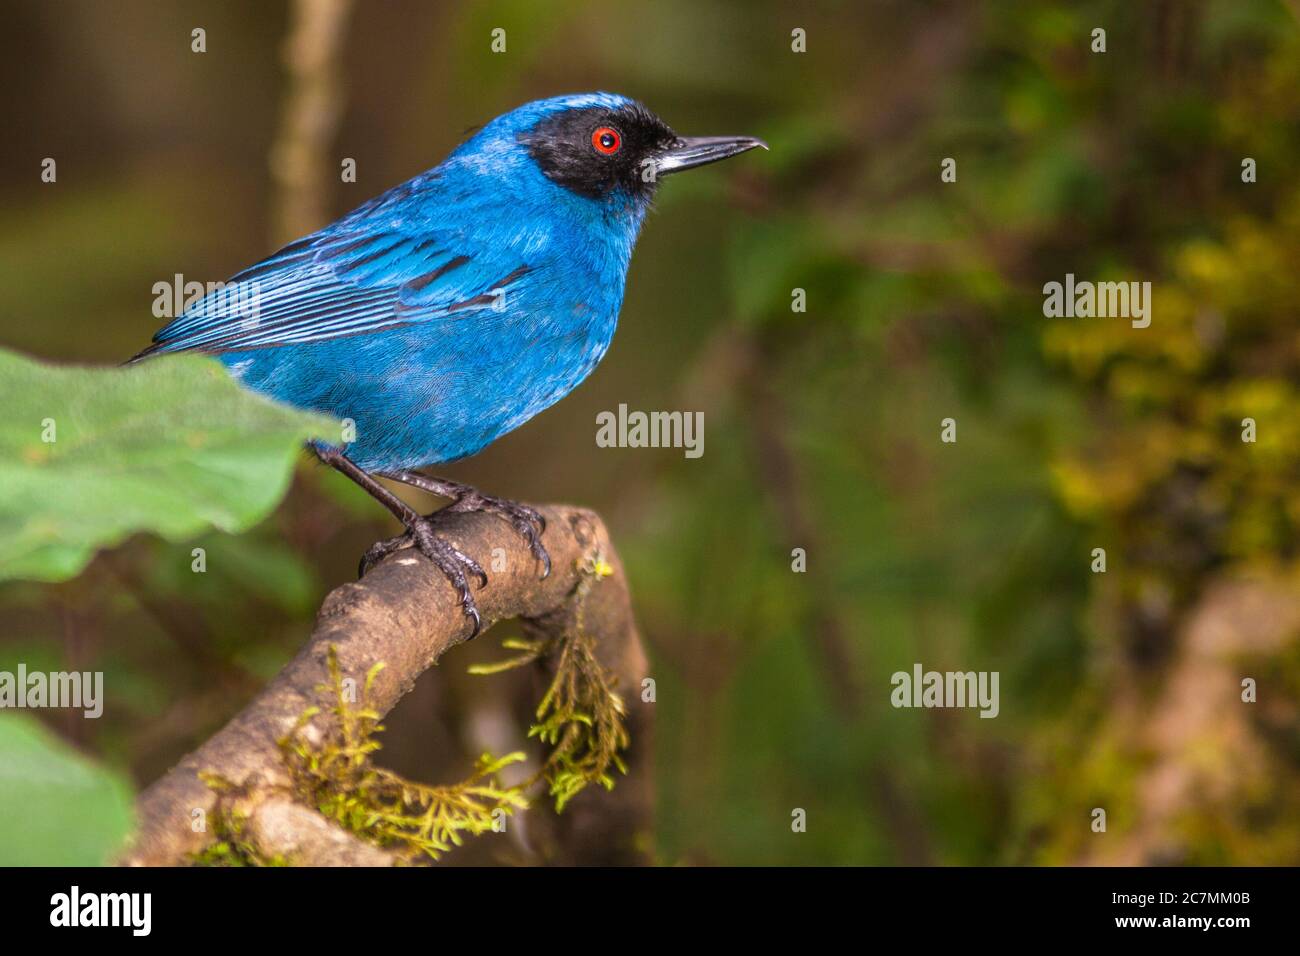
[{"x1": 654, "y1": 135, "x2": 768, "y2": 176}]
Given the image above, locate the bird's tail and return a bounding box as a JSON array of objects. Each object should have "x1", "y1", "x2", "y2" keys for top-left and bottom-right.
[{"x1": 121, "y1": 343, "x2": 162, "y2": 366}]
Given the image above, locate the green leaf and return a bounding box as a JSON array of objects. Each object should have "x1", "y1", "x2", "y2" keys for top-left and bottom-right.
[
  {"x1": 0, "y1": 349, "x2": 338, "y2": 583},
  {"x1": 0, "y1": 714, "x2": 135, "y2": 866}
]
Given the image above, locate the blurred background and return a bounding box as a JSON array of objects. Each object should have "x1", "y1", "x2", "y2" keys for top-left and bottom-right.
[{"x1": 1, "y1": 0, "x2": 1298, "y2": 865}]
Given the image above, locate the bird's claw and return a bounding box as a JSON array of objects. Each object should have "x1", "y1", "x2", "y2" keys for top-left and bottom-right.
[
  {"x1": 357, "y1": 517, "x2": 487, "y2": 638},
  {"x1": 354, "y1": 485, "x2": 547, "y2": 638},
  {"x1": 446, "y1": 492, "x2": 551, "y2": 578},
  {"x1": 358, "y1": 532, "x2": 407, "y2": 578}
]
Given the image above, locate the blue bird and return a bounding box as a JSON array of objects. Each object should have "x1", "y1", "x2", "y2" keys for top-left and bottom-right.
[{"x1": 133, "y1": 92, "x2": 765, "y2": 633}]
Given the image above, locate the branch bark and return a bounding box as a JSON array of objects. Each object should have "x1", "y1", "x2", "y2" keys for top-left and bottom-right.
[{"x1": 120, "y1": 504, "x2": 651, "y2": 866}]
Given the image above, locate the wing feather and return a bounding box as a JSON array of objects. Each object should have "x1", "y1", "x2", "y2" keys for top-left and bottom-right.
[{"x1": 139, "y1": 179, "x2": 531, "y2": 358}]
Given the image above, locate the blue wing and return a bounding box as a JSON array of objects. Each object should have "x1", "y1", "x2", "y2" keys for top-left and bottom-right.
[{"x1": 134, "y1": 176, "x2": 531, "y2": 359}]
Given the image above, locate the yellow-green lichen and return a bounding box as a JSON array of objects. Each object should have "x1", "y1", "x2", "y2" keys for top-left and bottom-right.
[
  {"x1": 193, "y1": 547, "x2": 627, "y2": 865},
  {"x1": 276, "y1": 649, "x2": 529, "y2": 863},
  {"x1": 469, "y1": 549, "x2": 630, "y2": 812}
]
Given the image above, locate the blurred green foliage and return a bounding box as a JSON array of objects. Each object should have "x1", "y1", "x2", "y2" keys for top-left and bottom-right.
[
  {"x1": 0, "y1": 348, "x2": 337, "y2": 582},
  {"x1": 0, "y1": 714, "x2": 134, "y2": 865},
  {"x1": 0, "y1": 0, "x2": 1296, "y2": 865}
]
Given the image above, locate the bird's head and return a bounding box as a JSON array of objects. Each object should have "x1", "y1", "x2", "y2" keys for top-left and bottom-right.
[{"x1": 451, "y1": 93, "x2": 766, "y2": 213}]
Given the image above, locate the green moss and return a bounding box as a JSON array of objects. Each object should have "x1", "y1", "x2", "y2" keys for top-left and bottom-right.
[
  {"x1": 193, "y1": 549, "x2": 629, "y2": 865},
  {"x1": 276, "y1": 649, "x2": 529, "y2": 863},
  {"x1": 188, "y1": 775, "x2": 288, "y2": 867},
  {"x1": 471, "y1": 550, "x2": 630, "y2": 812}
]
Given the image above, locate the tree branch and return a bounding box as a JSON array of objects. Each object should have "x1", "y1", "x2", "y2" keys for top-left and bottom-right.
[
  {"x1": 270, "y1": 0, "x2": 355, "y2": 244},
  {"x1": 120, "y1": 504, "x2": 651, "y2": 866}
]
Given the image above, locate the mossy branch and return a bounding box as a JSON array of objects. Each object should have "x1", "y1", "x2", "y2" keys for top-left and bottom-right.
[
  {"x1": 274, "y1": 648, "x2": 528, "y2": 862},
  {"x1": 121, "y1": 504, "x2": 651, "y2": 866},
  {"x1": 471, "y1": 551, "x2": 631, "y2": 813}
]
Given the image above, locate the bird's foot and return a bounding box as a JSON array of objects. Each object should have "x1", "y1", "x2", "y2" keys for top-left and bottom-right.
[
  {"x1": 358, "y1": 517, "x2": 488, "y2": 637},
  {"x1": 380, "y1": 471, "x2": 552, "y2": 579},
  {"x1": 443, "y1": 489, "x2": 551, "y2": 578}
]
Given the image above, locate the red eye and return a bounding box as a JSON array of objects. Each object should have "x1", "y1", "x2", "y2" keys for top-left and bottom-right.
[{"x1": 592, "y1": 126, "x2": 621, "y2": 155}]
